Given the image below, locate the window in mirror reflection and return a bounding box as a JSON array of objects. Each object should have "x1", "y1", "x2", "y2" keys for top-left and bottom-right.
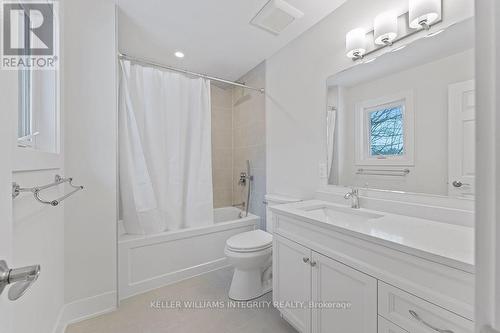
[
  {"x1": 369, "y1": 105, "x2": 404, "y2": 157},
  {"x1": 356, "y1": 92, "x2": 414, "y2": 166}
]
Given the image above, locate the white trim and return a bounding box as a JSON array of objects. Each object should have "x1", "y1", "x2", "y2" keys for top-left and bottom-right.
[
  {"x1": 13, "y1": 148, "x2": 62, "y2": 172},
  {"x1": 475, "y1": 0, "x2": 500, "y2": 331},
  {"x1": 52, "y1": 291, "x2": 117, "y2": 333},
  {"x1": 120, "y1": 258, "x2": 230, "y2": 300},
  {"x1": 355, "y1": 90, "x2": 415, "y2": 166}
]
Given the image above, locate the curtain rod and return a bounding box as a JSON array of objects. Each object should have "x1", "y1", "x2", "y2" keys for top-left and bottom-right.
[{"x1": 118, "y1": 53, "x2": 265, "y2": 94}]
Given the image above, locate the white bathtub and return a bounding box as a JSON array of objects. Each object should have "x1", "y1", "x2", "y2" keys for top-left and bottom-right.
[{"x1": 118, "y1": 207, "x2": 260, "y2": 300}]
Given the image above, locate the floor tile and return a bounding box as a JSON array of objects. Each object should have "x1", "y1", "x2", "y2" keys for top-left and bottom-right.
[{"x1": 66, "y1": 267, "x2": 297, "y2": 333}]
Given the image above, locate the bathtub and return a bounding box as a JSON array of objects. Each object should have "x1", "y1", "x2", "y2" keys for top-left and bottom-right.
[{"x1": 118, "y1": 207, "x2": 260, "y2": 300}]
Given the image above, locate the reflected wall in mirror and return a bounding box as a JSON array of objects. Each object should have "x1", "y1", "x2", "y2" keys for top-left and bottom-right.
[{"x1": 326, "y1": 18, "x2": 475, "y2": 198}]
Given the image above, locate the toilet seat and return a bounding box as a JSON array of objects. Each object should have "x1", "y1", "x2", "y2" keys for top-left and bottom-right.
[{"x1": 226, "y1": 230, "x2": 272, "y2": 253}]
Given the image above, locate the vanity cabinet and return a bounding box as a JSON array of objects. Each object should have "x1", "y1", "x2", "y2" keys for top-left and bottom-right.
[
  {"x1": 311, "y1": 251, "x2": 377, "y2": 333},
  {"x1": 273, "y1": 235, "x2": 312, "y2": 333},
  {"x1": 274, "y1": 234, "x2": 377, "y2": 333},
  {"x1": 272, "y1": 211, "x2": 474, "y2": 333},
  {"x1": 378, "y1": 282, "x2": 474, "y2": 333}
]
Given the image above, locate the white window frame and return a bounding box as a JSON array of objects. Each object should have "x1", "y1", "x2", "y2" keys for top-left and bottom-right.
[
  {"x1": 13, "y1": 3, "x2": 61, "y2": 171},
  {"x1": 355, "y1": 91, "x2": 414, "y2": 166}
]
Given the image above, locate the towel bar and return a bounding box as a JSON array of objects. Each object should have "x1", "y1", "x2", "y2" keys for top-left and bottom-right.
[
  {"x1": 356, "y1": 168, "x2": 410, "y2": 176},
  {"x1": 12, "y1": 175, "x2": 84, "y2": 206}
]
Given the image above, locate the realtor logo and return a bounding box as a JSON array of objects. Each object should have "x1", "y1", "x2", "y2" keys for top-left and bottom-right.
[{"x1": 1, "y1": 1, "x2": 58, "y2": 69}]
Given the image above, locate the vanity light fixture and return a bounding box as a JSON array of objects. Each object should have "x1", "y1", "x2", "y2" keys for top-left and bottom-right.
[
  {"x1": 374, "y1": 11, "x2": 398, "y2": 45},
  {"x1": 346, "y1": 0, "x2": 442, "y2": 61},
  {"x1": 409, "y1": 0, "x2": 441, "y2": 30},
  {"x1": 346, "y1": 28, "x2": 366, "y2": 60}
]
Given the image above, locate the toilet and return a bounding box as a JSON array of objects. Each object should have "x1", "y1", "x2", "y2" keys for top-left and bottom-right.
[{"x1": 224, "y1": 194, "x2": 301, "y2": 300}]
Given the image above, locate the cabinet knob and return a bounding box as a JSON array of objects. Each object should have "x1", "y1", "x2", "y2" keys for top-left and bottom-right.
[
  {"x1": 310, "y1": 261, "x2": 317, "y2": 267},
  {"x1": 302, "y1": 257, "x2": 310, "y2": 264}
]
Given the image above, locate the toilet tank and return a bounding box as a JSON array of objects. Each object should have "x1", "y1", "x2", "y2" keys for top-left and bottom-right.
[{"x1": 265, "y1": 194, "x2": 301, "y2": 233}]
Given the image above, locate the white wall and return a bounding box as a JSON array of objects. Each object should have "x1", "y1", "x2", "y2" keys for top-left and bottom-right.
[
  {"x1": 265, "y1": 0, "x2": 474, "y2": 199},
  {"x1": 337, "y1": 49, "x2": 474, "y2": 195},
  {"x1": 62, "y1": 0, "x2": 117, "y2": 321},
  {"x1": 12, "y1": 172, "x2": 65, "y2": 333}
]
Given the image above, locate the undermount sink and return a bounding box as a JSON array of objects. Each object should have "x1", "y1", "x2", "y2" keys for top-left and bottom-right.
[{"x1": 298, "y1": 204, "x2": 384, "y2": 224}]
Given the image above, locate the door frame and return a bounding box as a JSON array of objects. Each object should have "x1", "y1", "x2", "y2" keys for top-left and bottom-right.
[
  {"x1": 475, "y1": 0, "x2": 500, "y2": 331},
  {"x1": 0, "y1": 63, "x2": 17, "y2": 333}
]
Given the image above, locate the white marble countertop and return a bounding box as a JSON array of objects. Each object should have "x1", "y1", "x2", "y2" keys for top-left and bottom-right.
[{"x1": 270, "y1": 200, "x2": 474, "y2": 273}]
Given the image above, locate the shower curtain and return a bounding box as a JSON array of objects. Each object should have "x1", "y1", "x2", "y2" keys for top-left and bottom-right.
[
  {"x1": 119, "y1": 59, "x2": 214, "y2": 235},
  {"x1": 327, "y1": 108, "x2": 338, "y2": 184}
]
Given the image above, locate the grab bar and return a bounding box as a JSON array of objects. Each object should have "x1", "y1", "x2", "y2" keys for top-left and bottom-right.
[
  {"x1": 356, "y1": 168, "x2": 410, "y2": 176},
  {"x1": 12, "y1": 175, "x2": 84, "y2": 206}
]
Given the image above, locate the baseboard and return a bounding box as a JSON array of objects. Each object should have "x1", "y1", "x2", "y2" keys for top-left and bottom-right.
[
  {"x1": 120, "y1": 257, "x2": 229, "y2": 300},
  {"x1": 53, "y1": 291, "x2": 117, "y2": 333}
]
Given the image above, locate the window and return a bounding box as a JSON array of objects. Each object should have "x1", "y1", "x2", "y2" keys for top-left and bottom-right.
[
  {"x1": 15, "y1": 5, "x2": 59, "y2": 154},
  {"x1": 368, "y1": 104, "x2": 404, "y2": 157},
  {"x1": 17, "y1": 9, "x2": 33, "y2": 145},
  {"x1": 355, "y1": 92, "x2": 414, "y2": 166},
  {"x1": 18, "y1": 68, "x2": 32, "y2": 142}
]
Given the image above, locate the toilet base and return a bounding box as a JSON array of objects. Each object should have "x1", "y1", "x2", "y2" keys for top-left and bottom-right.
[{"x1": 228, "y1": 268, "x2": 272, "y2": 301}]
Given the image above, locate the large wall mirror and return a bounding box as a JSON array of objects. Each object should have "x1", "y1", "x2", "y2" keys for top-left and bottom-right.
[{"x1": 326, "y1": 17, "x2": 474, "y2": 198}]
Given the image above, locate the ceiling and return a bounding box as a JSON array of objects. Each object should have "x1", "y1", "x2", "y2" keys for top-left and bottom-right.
[{"x1": 117, "y1": 0, "x2": 347, "y2": 82}]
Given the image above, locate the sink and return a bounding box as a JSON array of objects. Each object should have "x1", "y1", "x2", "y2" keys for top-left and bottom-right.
[{"x1": 298, "y1": 204, "x2": 383, "y2": 225}]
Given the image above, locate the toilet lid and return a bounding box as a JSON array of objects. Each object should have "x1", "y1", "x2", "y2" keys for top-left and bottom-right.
[{"x1": 226, "y1": 230, "x2": 272, "y2": 252}]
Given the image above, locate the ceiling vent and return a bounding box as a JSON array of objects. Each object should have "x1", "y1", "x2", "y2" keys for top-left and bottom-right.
[{"x1": 250, "y1": 0, "x2": 304, "y2": 35}]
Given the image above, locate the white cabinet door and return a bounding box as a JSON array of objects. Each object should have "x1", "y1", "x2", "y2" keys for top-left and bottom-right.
[
  {"x1": 311, "y1": 251, "x2": 377, "y2": 333},
  {"x1": 273, "y1": 234, "x2": 312, "y2": 333}
]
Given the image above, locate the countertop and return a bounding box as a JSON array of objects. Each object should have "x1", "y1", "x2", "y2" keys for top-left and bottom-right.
[{"x1": 270, "y1": 200, "x2": 474, "y2": 273}]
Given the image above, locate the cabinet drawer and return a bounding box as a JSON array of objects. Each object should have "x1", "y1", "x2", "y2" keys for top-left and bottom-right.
[
  {"x1": 378, "y1": 281, "x2": 473, "y2": 333},
  {"x1": 378, "y1": 316, "x2": 408, "y2": 333}
]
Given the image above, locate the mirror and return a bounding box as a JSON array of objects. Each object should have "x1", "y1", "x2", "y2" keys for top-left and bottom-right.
[{"x1": 326, "y1": 18, "x2": 475, "y2": 198}]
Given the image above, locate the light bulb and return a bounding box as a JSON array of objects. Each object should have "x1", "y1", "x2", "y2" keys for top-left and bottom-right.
[
  {"x1": 346, "y1": 28, "x2": 366, "y2": 59},
  {"x1": 409, "y1": 0, "x2": 441, "y2": 29},
  {"x1": 374, "y1": 11, "x2": 398, "y2": 45}
]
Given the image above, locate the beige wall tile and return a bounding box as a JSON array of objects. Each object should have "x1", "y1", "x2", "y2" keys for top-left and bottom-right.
[
  {"x1": 212, "y1": 168, "x2": 233, "y2": 190},
  {"x1": 230, "y1": 62, "x2": 267, "y2": 227},
  {"x1": 211, "y1": 84, "x2": 233, "y2": 207},
  {"x1": 212, "y1": 148, "x2": 233, "y2": 170},
  {"x1": 213, "y1": 188, "x2": 232, "y2": 208},
  {"x1": 212, "y1": 128, "x2": 232, "y2": 149},
  {"x1": 211, "y1": 85, "x2": 232, "y2": 108}
]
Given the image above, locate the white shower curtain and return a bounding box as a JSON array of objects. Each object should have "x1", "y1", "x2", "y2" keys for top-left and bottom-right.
[{"x1": 119, "y1": 59, "x2": 214, "y2": 235}]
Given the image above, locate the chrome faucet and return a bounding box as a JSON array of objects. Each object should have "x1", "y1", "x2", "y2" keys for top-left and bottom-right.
[{"x1": 344, "y1": 188, "x2": 360, "y2": 209}]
